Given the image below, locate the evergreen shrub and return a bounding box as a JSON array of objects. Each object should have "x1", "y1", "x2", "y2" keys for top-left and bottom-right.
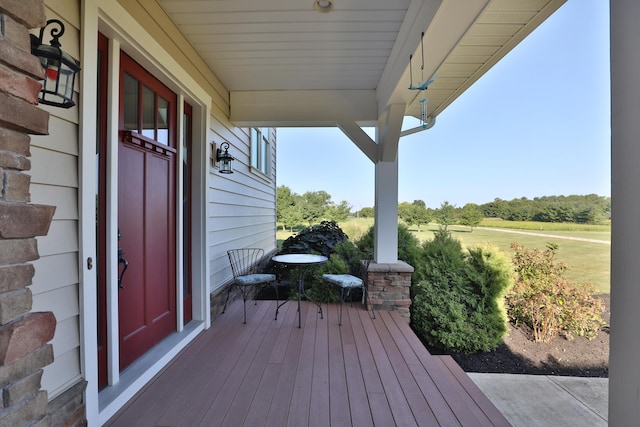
[
  {"x1": 357, "y1": 224, "x2": 421, "y2": 282},
  {"x1": 410, "y1": 230, "x2": 513, "y2": 353}
]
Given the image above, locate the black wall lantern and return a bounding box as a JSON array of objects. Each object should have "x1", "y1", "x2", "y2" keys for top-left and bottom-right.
[
  {"x1": 30, "y1": 19, "x2": 81, "y2": 109},
  {"x1": 216, "y1": 142, "x2": 234, "y2": 174}
]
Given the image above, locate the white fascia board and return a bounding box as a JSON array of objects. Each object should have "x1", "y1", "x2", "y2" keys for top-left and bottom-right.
[
  {"x1": 377, "y1": 0, "x2": 489, "y2": 114},
  {"x1": 229, "y1": 90, "x2": 377, "y2": 127},
  {"x1": 376, "y1": 0, "x2": 443, "y2": 110}
]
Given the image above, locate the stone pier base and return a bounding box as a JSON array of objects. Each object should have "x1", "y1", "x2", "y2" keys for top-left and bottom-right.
[{"x1": 366, "y1": 261, "x2": 414, "y2": 323}]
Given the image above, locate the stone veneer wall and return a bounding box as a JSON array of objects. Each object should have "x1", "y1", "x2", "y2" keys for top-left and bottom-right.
[
  {"x1": 0, "y1": 1, "x2": 86, "y2": 426},
  {"x1": 366, "y1": 261, "x2": 414, "y2": 322}
]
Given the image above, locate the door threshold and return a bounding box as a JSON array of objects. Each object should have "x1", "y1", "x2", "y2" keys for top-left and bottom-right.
[{"x1": 98, "y1": 320, "x2": 204, "y2": 424}]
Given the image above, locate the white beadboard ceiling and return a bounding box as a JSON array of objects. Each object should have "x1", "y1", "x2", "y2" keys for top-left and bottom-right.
[{"x1": 157, "y1": 0, "x2": 566, "y2": 127}]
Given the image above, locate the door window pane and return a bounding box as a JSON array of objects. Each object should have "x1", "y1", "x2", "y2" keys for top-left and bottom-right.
[
  {"x1": 142, "y1": 85, "x2": 155, "y2": 140},
  {"x1": 123, "y1": 74, "x2": 138, "y2": 131},
  {"x1": 121, "y1": 56, "x2": 174, "y2": 148},
  {"x1": 157, "y1": 96, "x2": 169, "y2": 145}
]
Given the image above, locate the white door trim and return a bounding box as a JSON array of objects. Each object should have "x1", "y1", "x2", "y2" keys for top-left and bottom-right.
[{"x1": 79, "y1": 1, "x2": 212, "y2": 424}]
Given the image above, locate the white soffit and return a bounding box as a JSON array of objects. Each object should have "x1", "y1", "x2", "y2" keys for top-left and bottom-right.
[{"x1": 157, "y1": 0, "x2": 567, "y2": 126}]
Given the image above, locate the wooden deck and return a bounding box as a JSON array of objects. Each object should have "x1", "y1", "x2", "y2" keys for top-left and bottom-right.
[{"x1": 105, "y1": 299, "x2": 511, "y2": 426}]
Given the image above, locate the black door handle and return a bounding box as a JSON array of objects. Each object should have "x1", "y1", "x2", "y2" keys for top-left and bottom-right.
[
  {"x1": 117, "y1": 228, "x2": 128, "y2": 289},
  {"x1": 118, "y1": 247, "x2": 128, "y2": 289}
]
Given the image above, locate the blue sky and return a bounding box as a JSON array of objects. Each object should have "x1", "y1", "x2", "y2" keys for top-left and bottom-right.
[{"x1": 276, "y1": 0, "x2": 610, "y2": 211}]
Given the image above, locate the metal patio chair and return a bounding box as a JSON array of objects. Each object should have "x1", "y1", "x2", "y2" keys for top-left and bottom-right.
[
  {"x1": 322, "y1": 255, "x2": 374, "y2": 326},
  {"x1": 223, "y1": 248, "x2": 276, "y2": 324}
]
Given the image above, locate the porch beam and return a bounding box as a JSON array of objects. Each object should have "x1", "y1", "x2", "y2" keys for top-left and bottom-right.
[{"x1": 230, "y1": 90, "x2": 377, "y2": 127}]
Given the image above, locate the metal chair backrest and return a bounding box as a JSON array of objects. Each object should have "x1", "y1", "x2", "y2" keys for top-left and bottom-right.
[
  {"x1": 359, "y1": 257, "x2": 371, "y2": 281},
  {"x1": 227, "y1": 248, "x2": 265, "y2": 279},
  {"x1": 348, "y1": 253, "x2": 372, "y2": 281}
]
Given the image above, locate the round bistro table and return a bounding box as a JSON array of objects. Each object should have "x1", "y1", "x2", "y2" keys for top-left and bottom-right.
[{"x1": 272, "y1": 253, "x2": 328, "y2": 328}]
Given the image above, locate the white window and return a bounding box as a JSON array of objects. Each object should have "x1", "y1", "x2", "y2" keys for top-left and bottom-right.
[{"x1": 250, "y1": 127, "x2": 271, "y2": 176}]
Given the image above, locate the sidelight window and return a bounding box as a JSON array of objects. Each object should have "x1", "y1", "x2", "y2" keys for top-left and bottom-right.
[{"x1": 250, "y1": 127, "x2": 271, "y2": 177}]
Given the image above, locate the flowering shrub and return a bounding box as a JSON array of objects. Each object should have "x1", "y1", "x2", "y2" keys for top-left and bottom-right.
[{"x1": 506, "y1": 242, "x2": 605, "y2": 342}]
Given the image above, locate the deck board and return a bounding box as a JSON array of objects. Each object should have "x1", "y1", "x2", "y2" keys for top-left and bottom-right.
[
  {"x1": 105, "y1": 300, "x2": 511, "y2": 427},
  {"x1": 310, "y1": 303, "x2": 330, "y2": 427},
  {"x1": 371, "y1": 311, "x2": 440, "y2": 426},
  {"x1": 382, "y1": 311, "x2": 461, "y2": 426},
  {"x1": 341, "y1": 308, "x2": 374, "y2": 427},
  {"x1": 327, "y1": 305, "x2": 352, "y2": 427},
  {"x1": 434, "y1": 355, "x2": 511, "y2": 427},
  {"x1": 264, "y1": 302, "x2": 304, "y2": 427}
]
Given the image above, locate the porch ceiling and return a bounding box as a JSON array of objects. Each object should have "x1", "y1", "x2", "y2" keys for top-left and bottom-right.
[{"x1": 157, "y1": 0, "x2": 566, "y2": 127}]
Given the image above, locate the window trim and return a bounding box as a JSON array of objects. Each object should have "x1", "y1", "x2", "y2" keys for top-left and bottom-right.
[{"x1": 250, "y1": 127, "x2": 271, "y2": 179}]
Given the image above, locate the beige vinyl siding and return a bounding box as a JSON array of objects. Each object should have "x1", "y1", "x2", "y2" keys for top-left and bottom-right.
[
  {"x1": 208, "y1": 120, "x2": 277, "y2": 293},
  {"x1": 29, "y1": 1, "x2": 82, "y2": 399},
  {"x1": 31, "y1": 253, "x2": 79, "y2": 293},
  {"x1": 29, "y1": 186, "x2": 77, "y2": 219},
  {"x1": 37, "y1": 221, "x2": 79, "y2": 255}
]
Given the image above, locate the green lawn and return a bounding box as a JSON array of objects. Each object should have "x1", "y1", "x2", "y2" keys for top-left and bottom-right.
[
  {"x1": 433, "y1": 226, "x2": 609, "y2": 294},
  {"x1": 277, "y1": 217, "x2": 611, "y2": 294}
]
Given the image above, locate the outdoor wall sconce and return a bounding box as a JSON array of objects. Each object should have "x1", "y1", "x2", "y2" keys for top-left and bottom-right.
[
  {"x1": 30, "y1": 19, "x2": 81, "y2": 109},
  {"x1": 216, "y1": 141, "x2": 234, "y2": 174}
]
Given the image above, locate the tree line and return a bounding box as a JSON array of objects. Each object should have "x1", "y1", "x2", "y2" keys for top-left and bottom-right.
[
  {"x1": 479, "y1": 194, "x2": 610, "y2": 224},
  {"x1": 276, "y1": 186, "x2": 351, "y2": 231},
  {"x1": 276, "y1": 186, "x2": 610, "y2": 232}
]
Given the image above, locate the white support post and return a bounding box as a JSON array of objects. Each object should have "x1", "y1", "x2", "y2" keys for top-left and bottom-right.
[
  {"x1": 374, "y1": 160, "x2": 399, "y2": 263},
  {"x1": 372, "y1": 104, "x2": 404, "y2": 263},
  {"x1": 610, "y1": 1, "x2": 640, "y2": 424},
  {"x1": 338, "y1": 105, "x2": 404, "y2": 264}
]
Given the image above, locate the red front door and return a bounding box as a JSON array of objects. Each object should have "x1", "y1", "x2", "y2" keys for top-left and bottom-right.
[{"x1": 117, "y1": 53, "x2": 177, "y2": 370}]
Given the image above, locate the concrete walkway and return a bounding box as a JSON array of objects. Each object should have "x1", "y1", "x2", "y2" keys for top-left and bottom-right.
[
  {"x1": 469, "y1": 373, "x2": 608, "y2": 427},
  {"x1": 475, "y1": 227, "x2": 611, "y2": 245}
]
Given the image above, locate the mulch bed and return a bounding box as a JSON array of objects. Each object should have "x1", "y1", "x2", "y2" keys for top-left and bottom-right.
[{"x1": 432, "y1": 294, "x2": 610, "y2": 378}]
